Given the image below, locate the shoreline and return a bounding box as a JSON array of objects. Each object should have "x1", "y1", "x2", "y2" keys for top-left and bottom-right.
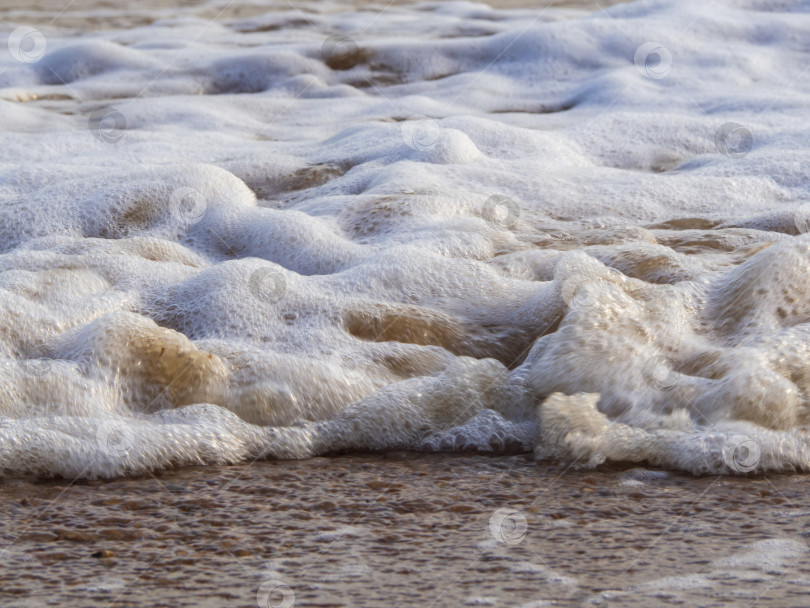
[
  {"x1": 2, "y1": 453, "x2": 809, "y2": 607},
  {"x1": 0, "y1": 0, "x2": 630, "y2": 29}
]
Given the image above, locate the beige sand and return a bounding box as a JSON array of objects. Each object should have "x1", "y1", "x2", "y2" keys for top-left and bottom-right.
[
  {"x1": 0, "y1": 0, "x2": 629, "y2": 29},
  {"x1": 2, "y1": 454, "x2": 808, "y2": 607}
]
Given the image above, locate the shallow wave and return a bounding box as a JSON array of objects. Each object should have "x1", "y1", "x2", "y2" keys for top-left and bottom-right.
[{"x1": 2, "y1": 0, "x2": 810, "y2": 477}]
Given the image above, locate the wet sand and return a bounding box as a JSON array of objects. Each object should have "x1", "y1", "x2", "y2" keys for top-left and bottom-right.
[
  {"x1": 0, "y1": 0, "x2": 629, "y2": 29},
  {"x1": 0, "y1": 0, "x2": 624, "y2": 11},
  {"x1": 2, "y1": 454, "x2": 809, "y2": 607},
  {"x1": 2, "y1": 1, "x2": 807, "y2": 606}
]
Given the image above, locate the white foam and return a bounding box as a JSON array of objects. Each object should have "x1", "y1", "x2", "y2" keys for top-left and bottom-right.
[{"x1": 2, "y1": 0, "x2": 810, "y2": 477}]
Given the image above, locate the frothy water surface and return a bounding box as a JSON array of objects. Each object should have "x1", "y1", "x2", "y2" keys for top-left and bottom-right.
[{"x1": 2, "y1": 0, "x2": 810, "y2": 478}]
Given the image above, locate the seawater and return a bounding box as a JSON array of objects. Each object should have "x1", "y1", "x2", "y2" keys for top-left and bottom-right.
[{"x1": 2, "y1": 0, "x2": 810, "y2": 478}]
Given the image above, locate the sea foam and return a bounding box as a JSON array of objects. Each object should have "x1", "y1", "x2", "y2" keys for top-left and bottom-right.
[{"x1": 2, "y1": 0, "x2": 810, "y2": 477}]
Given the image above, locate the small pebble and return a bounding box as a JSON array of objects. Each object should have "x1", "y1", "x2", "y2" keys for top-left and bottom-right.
[{"x1": 91, "y1": 549, "x2": 115, "y2": 559}]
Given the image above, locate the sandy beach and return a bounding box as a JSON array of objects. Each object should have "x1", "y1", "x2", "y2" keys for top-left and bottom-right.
[
  {"x1": 3, "y1": 454, "x2": 810, "y2": 607},
  {"x1": 0, "y1": 0, "x2": 633, "y2": 31},
  {"x1": 4, "y1": 0, "x2": 810, "y2": 605}
]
